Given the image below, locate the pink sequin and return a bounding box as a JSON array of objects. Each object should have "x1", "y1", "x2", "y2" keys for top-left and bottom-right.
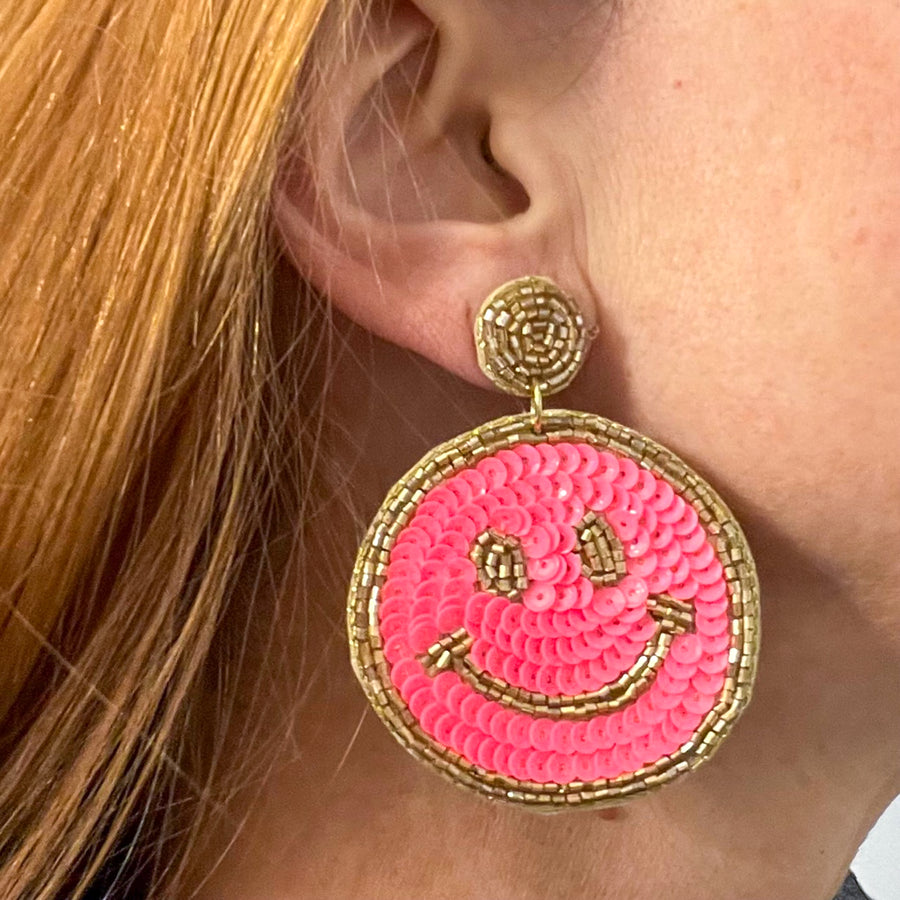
[{"x1": 380, "y1": 440, "x2": 731, "y2": 786}]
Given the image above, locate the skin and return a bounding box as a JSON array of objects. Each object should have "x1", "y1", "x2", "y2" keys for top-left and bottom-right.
[{"x1": 194, "y1": 2, "x2": 900, "y2": 897}]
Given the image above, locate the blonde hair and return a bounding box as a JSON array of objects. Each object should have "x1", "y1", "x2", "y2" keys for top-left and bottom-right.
[{"x1": 0, "y1": 0, "x2": 345, "y2": 894}]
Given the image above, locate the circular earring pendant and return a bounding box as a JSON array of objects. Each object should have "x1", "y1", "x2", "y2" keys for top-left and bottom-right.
[{"x1": 347, "y1": 276, "x2": 760, "y2": 810}]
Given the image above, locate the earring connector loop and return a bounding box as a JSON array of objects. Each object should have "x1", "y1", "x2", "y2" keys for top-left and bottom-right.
[{"x1": 530, "y1": 380, "x2": 543, "y2": 434}]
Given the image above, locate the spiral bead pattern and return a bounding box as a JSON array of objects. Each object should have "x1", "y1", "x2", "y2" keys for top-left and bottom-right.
[{"x1": 475, "y1": 276, "x2": 587, "y2": 397}]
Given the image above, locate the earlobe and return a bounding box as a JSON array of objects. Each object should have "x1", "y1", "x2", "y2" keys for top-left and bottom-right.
[{"x1": 273, "y1": 0, "x2": 587, "y2": 388}]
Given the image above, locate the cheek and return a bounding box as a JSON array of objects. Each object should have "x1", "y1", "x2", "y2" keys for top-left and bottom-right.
[{"x1": 575, "y1": 0, "x2": 900, "y2": 584}]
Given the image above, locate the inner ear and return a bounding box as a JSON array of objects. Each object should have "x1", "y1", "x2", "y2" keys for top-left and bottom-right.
[
  {"x1": 272, "y1": 0, "x2": 559, "y2": 390},
  {"x1": 341, "y1": 6, "x2": 529, "y2": 225}
]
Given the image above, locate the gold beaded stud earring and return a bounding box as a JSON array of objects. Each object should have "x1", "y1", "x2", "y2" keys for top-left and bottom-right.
[{"x1": 347, "y1": 275, "x2": 760, "y2": 809}]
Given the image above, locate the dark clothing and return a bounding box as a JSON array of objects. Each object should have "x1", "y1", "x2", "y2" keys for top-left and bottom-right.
[{"x1": 834, "y1": 870, "x2": 874, "y2": 900}]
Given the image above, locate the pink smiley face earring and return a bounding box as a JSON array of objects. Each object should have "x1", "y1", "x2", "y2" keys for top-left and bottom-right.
[{"x1": 347, "y1": 276, "x2": 760, "y2": 809}]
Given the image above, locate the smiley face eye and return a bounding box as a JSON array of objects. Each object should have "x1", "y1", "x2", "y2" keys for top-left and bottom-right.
[
  {"x1": 470, "y1": 529, "x2": 528, "y2": 600},
  {"x1": 470, "y1": 511, "x2": 630, "y2": 607},
  {"x1": 576, "y1": 512, "x2": 628, "y2": 586}
]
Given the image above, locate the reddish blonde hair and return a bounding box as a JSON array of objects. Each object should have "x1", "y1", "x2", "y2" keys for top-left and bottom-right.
[{"x1": 0, "y1": 0, "x2": 349, "y2": 894}]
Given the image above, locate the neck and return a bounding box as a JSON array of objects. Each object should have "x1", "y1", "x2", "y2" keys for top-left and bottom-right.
[{"x1": 192, "y1": 327, "x2": 900, "y2": 900}]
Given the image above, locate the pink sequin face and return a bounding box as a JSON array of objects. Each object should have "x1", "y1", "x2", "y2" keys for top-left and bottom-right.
[{"x1": 350, "y1": 417, "x2": 758, "y2": 805}]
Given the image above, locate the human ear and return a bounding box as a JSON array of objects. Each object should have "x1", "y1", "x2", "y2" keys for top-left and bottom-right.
[{"x1": 273, "y1": 0, "x2": 596, "y2": 387}]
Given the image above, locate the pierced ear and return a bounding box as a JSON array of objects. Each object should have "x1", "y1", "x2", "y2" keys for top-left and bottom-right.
[{"x1": 273, "y1": 0, "x2": 580, "y2": 385}]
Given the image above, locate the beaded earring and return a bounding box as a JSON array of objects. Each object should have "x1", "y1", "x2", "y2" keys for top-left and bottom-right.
[{"x1": 347, "y1": 276, "x2": 760, "y2": 810}]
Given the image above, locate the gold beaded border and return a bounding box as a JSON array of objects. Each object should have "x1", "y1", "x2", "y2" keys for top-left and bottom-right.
[{"x1": 347, "y1": 410, "x2": 760, "y2": 810}]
